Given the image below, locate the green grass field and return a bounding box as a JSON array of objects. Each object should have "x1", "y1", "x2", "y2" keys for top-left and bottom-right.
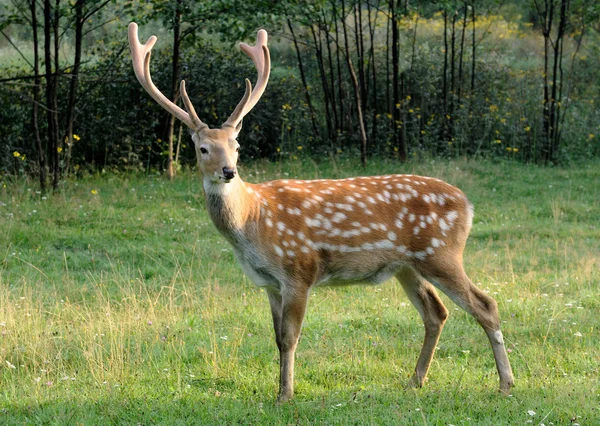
[{"x1": 1, "y1": 159, "x2": 599, "y2": 425}]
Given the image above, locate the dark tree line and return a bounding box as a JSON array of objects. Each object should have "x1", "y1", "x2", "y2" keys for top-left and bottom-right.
[{"x1": 1, "y1": 0, "x2": 599, "y2": 190}]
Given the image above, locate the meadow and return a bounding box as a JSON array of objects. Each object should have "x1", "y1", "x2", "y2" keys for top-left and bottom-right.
[{"x1": 0, "y1": 158, "x2": 599, "y2": 425}]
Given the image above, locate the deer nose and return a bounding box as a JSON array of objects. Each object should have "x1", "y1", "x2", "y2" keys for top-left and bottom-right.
[{"x1": 222, "y1": 167, "x2": 236, "y2": 180}]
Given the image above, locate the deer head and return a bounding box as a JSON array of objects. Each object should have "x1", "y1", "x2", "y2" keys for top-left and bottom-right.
[{"x1": 127, "y1": 22, "x2": 270, "y2": 183}]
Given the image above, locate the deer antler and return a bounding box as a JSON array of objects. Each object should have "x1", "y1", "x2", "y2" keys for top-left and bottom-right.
[
  {"x1": 222, "y1": 29, "x2": 271, "y2": 131},
  {"x1": 128, "y1": 22, "x2": 206, "y2": 131}
]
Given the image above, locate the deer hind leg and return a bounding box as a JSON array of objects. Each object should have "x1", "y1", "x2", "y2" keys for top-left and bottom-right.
[
  {"x1": 268, "y1": 285, "x2": 309, "y2": 403},
  {"x1": 416, "y1": 261, "x2": 514, "y2": 393},
  {"x1": 396, "y1": 266, "x2": 449, "y2": 389}
]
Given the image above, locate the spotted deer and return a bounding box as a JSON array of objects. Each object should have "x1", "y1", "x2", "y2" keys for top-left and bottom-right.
[{"x1": 128, "y1": 23, "x2": 514, "y2": 402}]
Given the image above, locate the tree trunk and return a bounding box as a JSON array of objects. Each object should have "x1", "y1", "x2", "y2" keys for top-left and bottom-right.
[
  {"x1": 64, "y1": 0, "x2": 84, "y2": 177},
  {"x1": 288, "y1": 19, "x2": 321, "y2": 139},
  {"x1": 166, "y1": 0, "x2": 182, "y2": 180},
  {"x1": 390, "y1": 0, "x2": 406, "y2": 161},
  {"x1": 310, "y1": 23, "x2": 333, "y2": 143},
  {"x1": 354, "y1": 3, "x2": 367, "y2": 112},
  {"x1": 341, "y1": 9, "x2": 367, "y2": 168},
  {"x1": 331, "y1": 0, "x2": 346, "y2": 137},
  {"x1": 471, "y1": 0, "x2": 476, "y2": 93},
  {"x1": 442, "y1": 8, "x2": 449, "y2": 148},
  {"x1": 43, "y1": 0, "x2": 59, "y2": 190},
  {"x1": 322, "y1": 10, "x2": 339, "y2": 140},
  {"x1": 549, "y1": 0, "x2": 568, "y2": 162},
  {"x1": 366, "y1": 0, "x2": 379, "y2": 148},
  {"x1": 448, "y1": 9, "x2": 457, "y2": 143},
  {"x1": 457, "y1": 1, "x2": 468, "y2": 104},
  {"x1": 31, "y1": 0, "x2": 47, "y2": 191}
]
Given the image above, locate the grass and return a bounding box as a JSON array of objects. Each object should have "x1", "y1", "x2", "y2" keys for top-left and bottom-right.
[{"x1": 1, "y1": 158, "x2": 599, "y2": 425}]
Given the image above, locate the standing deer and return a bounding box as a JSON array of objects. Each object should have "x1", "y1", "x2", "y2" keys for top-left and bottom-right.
[{"x1": 128, "y1": 23, "x2": 514, "y2": 402}]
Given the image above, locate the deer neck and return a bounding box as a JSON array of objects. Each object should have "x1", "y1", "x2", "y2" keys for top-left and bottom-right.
[{"x1": 203, "y1": 175, "x2": 257, "y2": 242}]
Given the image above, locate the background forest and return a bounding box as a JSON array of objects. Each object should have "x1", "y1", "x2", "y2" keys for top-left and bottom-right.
[{"x1": 1, "y1": 0, "x2": 600, "y2": 189}]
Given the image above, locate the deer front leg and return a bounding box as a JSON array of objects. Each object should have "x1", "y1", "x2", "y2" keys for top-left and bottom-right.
[
  {"x1": 267, "y1": 290, "x2": 283, "y2": 351},
  {"x1": 270, "y1": 285, "x2": 309, "y2": 403}
]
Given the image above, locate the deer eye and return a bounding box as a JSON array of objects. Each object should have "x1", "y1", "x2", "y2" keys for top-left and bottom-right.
[{"x1": 200, "y1": 147, "x2": 208, "y2": 154}]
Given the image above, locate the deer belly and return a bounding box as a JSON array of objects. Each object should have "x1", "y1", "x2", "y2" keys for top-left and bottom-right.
[
  {"x1": 316, "y1": 260, "x2": 406, "y2": 287},
  {"x1": 233, "y1": 248, "x2": 282, "y2": 291}
]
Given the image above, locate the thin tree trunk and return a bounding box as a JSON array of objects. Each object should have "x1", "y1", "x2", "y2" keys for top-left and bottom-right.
[
  {"x1": 541, "y1": 0, "x2": 553, "y2": 163},
  {"x1": 471, "y1": 0, "x2": 476, "y2": 93},
  {"x1": 322, "y1": 10, "x2": 339, "y2": 139},
  {"x1": 175, "y1": 120, "x2": 183, "y2": 166},
  {"x1": 367, "y1": 0, "x2": 379, "y2": 148},
  {"x1": 385, "y1": 7, "x2": 391, "y2": 113},
  {"x1": 166, "y1": 0, "x2": 182, "y2": 180},
  {"x1": 31, "y1": 0, "x2": 46, "y2": 191},
  {"x1": 64, "y1": 0, "x2": 84, "y2": 177},
  {"x1": 457, "y1": 1, "x2": 468, "y2": 104},
  {"x1": 52, "y1": 0, "x2": 61, "y2": 189},
  {"x1": 288, "y1": 19, "x2": 321, "y2": 139},
  {"x1": 43, "y1": 0, "x2": 58, "y2": 190},
  {"x1": 354, "y1": 3, "x2": 367, "y2": 112},
  {"x1": 310, "y1": 23, "x2": 333, "y2": 143},
  {"x1": 390, "y1": 0, "x2": 406, "y2": 161},
  {"x1": 341, "y1": 5, "x2": 367, "y2": 167},
  {"x1": 332, "y1": 0, "x2": 346, "y2": 136},
  {"x1": 448, "y1": 9, "x2": 457, "y2": 143},
  {"x1": 442, "y1": 8, "x2": 449, "y2": 147},
  {"x1": 549, "y1": 0, "x2": 568, "y2": 162}
]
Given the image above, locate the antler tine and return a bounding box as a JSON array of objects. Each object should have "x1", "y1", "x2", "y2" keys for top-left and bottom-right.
[
  {"x1": 222, "y1": 29, "x2": 271, "y2": 130},
  {"x1": 128, "y1": 22, "x2": 206, "y2": 131}
]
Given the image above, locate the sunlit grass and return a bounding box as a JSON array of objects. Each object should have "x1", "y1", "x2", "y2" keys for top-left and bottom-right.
[{"x1": 0, "y1": 158, "x2": 599, "y2": 424}]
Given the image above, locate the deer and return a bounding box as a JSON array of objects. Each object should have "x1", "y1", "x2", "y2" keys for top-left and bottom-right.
[{"x1": 128, "y1": 22, "x2": 514, "y2": 403}]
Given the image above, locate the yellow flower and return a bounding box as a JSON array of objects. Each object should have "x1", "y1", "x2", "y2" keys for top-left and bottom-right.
[
  {"x1": 13, "y1": 151, "x2": 20, "y2": 158},
  {"x1": 292, "y1": 155, "x2": 298, "y2": 160},
  {"x1": 408, "y1": 109, "x2": 414, "y2": 113},
  {"x1": 73, "y1": 134, "x2": 81, "y2": 141},
  {"x1": 91, "y1": 189, "x2": 98, "y2": 195},
  {"x1": 525, "y1": 126, "x2": 531, "y2": 132},
  {"x1": 495, "y1": 139, "x2": 502, "y2": 144},
  {"x1": 282, "y1": 103, "x2": 292, "y2": 111},
  {"x1": 500, "y1": 118, "x2": 506, "y2": 124},
  {"x1": 297, "y1": 146, "x2": 303, "y2": 150},
  {"x1": 589, "y1": 134, "x2": 595, "y2": 139},
  {"x1": 489, "y1": 105, "x2": 498, "y2": 112},
  {"x1": 276, "y1": 147, "x2": 281, "y2": 153},
  {"x1": 57, "y1": 147, "x2": 63, "y2": 153},
  {"x1": 406, "y1": 95, "x2": 411, "y2": 101}
]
